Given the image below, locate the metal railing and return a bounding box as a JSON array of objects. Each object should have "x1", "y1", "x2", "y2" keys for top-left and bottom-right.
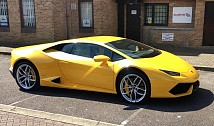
[
  {"x1": 22, "y1": 0, "x2": 35, "y2": 27},
  {"x1": 0, "y1": 0, "x2": 9, "y2": 27}
]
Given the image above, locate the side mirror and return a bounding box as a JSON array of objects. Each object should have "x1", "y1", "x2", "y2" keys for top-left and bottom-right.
[{"x1": 93, "y1": 55, "x2": 110, "y2": 62}]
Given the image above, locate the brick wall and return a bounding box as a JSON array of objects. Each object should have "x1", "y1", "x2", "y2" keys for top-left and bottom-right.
[
  {"x1": 53, "y1": 0, "x2": 67, "y2": 41},
  {"x1": 0, "y1": 0, "x2": 118, "y2": 45},
  {"x1": 34, "y1": 0, "x2": 55, "y2": 43},
  {"x1": 193, "y1": 0, "x2": 205, "y2": 46},
  {"x1": 0, "y1": 0, "x2": 205, "y2": 47},
  {"x1": 69, "y1": 0, "x2": 118, "y2": 38},
  {"x1": 0, "y1": 0, "x2": 56, "y2": 46}
]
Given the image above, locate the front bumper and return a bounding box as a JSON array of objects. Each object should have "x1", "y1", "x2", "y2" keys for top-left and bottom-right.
[
  {"x1": 169, "y1": 80, "x2": 200, "y2": 95},
  {"x1": 193, "y1": 80, "x2": 200, "y2": 91},
  {"x1": 150, "y1": 78, "x2": 200, "y2": 98}
]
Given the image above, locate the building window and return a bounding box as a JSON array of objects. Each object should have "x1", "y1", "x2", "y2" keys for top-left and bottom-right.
[
  {"x1": 0, "y1": 0, "x2": 9, "y2": 27},
  {"x1": 145, "y1": 4, "x2": 168, "y2": 26},
  {"x1": 20, "y1": 0, "x2": 36, "y2": 28},
  {"x1": 79, "y1": 0, "x2": 93, "y2": 29}
]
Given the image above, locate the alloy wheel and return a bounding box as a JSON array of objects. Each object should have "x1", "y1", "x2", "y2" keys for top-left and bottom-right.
[
  {"x1": 120, "y1": 74, "x2": 147, "y2": 103},
  {"x1": 16, "y1": 64, "x2": 37, "y2": 90}
]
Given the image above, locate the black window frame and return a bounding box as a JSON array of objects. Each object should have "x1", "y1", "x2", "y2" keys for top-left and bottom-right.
[
  {"x1": 144, "y1": 3, "x2": 169, "y2": 26},
  {"x1": 19, "y1": 0, "x2": 36, "y2": 33},
  {"x1": 78, "y1": 0, "x2": 94, "y2": 30},
  {"x1": 0, "y1": 0, "x2": 10, "y2": 28}
]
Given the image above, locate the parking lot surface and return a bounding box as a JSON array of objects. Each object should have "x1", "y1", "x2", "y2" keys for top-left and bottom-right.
[{"x1": 0, "y1": 54, "x2": 213, "y2": 126}]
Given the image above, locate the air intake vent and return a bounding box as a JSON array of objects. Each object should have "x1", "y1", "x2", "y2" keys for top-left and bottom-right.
[{"x1": 51, "y1": 77, "x2": 60, "y2": 84}]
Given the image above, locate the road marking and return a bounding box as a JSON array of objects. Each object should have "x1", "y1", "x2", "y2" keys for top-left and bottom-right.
[
  {"x1": 120, "y1": 108, "x2": 143, "y2": 126},
  {"x1": 9, "y1": 95, "x2": 38, "y2": 106},
  {"x1": 0, "y1": 103, "x2": 119, "y2": 126}
]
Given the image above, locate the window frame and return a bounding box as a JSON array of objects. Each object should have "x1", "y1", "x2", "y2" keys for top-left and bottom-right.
[
  {"x1": 0, "y1": 0, "x2": 10, "y2": 29},
  {"x1": 144, "y1": 3, "x2": 169, "y2": 26},
  {"x1": 19, "y1": 0, "x2": 36, "y2": 33},
  {"x1": 78, "y1": 0, "x2": 94, "y2": 30},
  {"x1": 71, "y1": 43, "x2": 91, "y2": 58}
]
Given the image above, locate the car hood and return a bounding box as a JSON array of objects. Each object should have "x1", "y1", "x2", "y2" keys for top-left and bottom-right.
[{"x1": 134, "y1": 50, "x2": 195, "y2": 73}]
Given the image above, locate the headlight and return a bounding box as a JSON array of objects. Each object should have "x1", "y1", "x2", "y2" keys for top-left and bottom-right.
[{"x1": 160, "y1": 70, "x2": 180, "y2": 76}]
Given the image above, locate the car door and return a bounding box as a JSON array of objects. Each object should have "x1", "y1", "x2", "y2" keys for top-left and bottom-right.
[{"x1": 57, "y1": 43, "x2": 114, "y2": 90}]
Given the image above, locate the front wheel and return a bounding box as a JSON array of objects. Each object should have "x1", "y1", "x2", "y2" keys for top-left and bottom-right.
[
  {"x1": 117, "y1": 71, "x2": 150, "y2": 103},
  {"x1": 14, "y1": 61, "x2": 40, "y2": 90}
]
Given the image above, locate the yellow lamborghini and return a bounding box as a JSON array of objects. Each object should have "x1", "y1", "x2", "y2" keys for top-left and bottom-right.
[{"x1": 9, "y1": 36, "x2": 199, "y2": 103}]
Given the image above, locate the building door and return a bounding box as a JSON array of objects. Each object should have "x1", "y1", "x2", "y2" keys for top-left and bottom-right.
[
  {"x1": 126, "y1": 4, "x2": 141, "y2": 41},
  {"x1": 203, "y1": 2, "x2": 214, "y2": 46}
]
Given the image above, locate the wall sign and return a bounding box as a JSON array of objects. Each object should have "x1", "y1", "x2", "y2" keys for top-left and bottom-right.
[
  {"x1": 147, "y1": 17, "x2": 152, "y2": 24},
  {"x1": 83, "y1": 20, "x2": 91, "y2": 27},
  {"x1": 162, "y1": 33, "x2": 174, "y2": 42},
  {"x1": 131, "y1": 10, "x2": 137, "y2": 15},
  {"x1": 172, "y1": 7, "x2": 192, "y2": 23},
  {"x1": 0, "y1": 15, "x2": 8, "y2": 26},
  {"x1": 71, "y1": 3, "x2": 76, "y2": 10}
]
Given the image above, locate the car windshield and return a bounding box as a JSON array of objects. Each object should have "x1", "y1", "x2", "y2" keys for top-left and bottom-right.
[{"x1": 106, "y1": 39, "x2": 161, "y2": 59}]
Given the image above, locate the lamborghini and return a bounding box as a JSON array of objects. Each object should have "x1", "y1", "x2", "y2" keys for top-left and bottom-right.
[{"x1": 9, "y1": 36, "x2": 200, "y2": 103}]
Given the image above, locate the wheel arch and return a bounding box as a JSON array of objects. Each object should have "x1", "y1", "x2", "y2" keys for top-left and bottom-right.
[
  {"x1": 13, "y1": 58, "x2": 41, "y2": 90},
  {"x1": 13, "y1": 59, "x2": 38, "y2": 77},
  {"x1": 115, "y1": 67, "x2": 151, "y2": 90},
  {"x1": 115, "y1": 67, "x2": 151, "y2": 103}
]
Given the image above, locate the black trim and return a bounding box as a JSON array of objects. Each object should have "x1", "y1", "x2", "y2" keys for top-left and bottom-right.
[
  {"x1": 21, "y1": 28, "x2": 36, "y2": 33},
  {"x1": 117, "y1": 3, "x2": 124, "y2": 37},
  {"x1": 79, "y1": 28, "x2": 94, "y2": 33},
  {"x1": 78, "y1": 0, "x2": 94, "y2": 30},
  {"x1": 116, "y1": 0, "x2": 141, "y2": 4},
  {"x1": 0, "y1": 27, "x2": 10, "y2": 32},
  {"x1": 193, "y1": 80, "x2": 200, "y2": 91},
  {"x1": 0, "y1": 0, "x2": 10, "y2": 28},
  {"x1": 51, "y1": 77, "x2": 61, "y2": 84},
  {"x1": 169, "y1": 81, "x2": 200, "y2": 95},
  {"x1": 19, "y1": 0, "x2": 36, "y2": 30}
]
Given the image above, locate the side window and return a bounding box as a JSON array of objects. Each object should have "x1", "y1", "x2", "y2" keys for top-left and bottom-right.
[
  {"x1": 72, "y1": 43, "x2": 91, "y2": 58},
  {"x1": 90, "y1": 44, "x2": 125, "y2": 61},
  {"x1": 112, "y1": 52, "x2": 125, "y2": 62},
  {"x1": 44, "y1": 43, "x2": 73, "y2": 52},
  {"x1": 104, "y1": 49, "x2": 112, "y2": 58},
  {"x1": 50, "y1": 43, "x2": 125, "y2": 61},
  {"x1": 90, "y1": 44, "x2": 112, "y2": 58},
  {"x1": 62, "y1": 44, "x2": 75, "y2": 54}
]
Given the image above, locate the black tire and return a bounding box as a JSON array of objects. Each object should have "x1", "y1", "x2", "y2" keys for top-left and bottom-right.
[
  {"x1": 14, "y1": 61, "x2": 40, "y2": 91},
  {"x1": 116, "y1": 70, "x2": 151, "y2": 103}
]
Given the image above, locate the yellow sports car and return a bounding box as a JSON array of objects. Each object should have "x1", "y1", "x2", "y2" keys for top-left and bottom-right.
[{"x1": 9, "y1": 36, "x2": 199, "y2": 103}]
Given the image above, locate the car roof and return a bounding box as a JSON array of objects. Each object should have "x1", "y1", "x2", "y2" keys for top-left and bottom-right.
[{"x1": 74, "y1": 36, "x2": 125, "y2": 44}]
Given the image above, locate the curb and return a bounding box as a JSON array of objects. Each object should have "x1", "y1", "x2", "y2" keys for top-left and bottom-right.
[
  {"x1": 0, "y1": 52, "x2": 11, "y2": 55},
  {"x1": 194, "y1": 66, "x2": 214, "y2": 72},
  {"x1": 0, "y1": 104, "x2": 120, "y2": 126}
]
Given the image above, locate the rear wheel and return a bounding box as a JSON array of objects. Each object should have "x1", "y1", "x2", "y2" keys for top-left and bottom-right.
[
  {"x1": 117, "y1": 71, "x2": 150, "y2": 103},
  {"x1": 14, "y1": 61, "x2": 40, "y2": 90}
]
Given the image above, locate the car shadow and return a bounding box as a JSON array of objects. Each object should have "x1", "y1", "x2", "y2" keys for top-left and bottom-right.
[{"x1": 21, "y1": 87, "x2": 213, "y2": 112}]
